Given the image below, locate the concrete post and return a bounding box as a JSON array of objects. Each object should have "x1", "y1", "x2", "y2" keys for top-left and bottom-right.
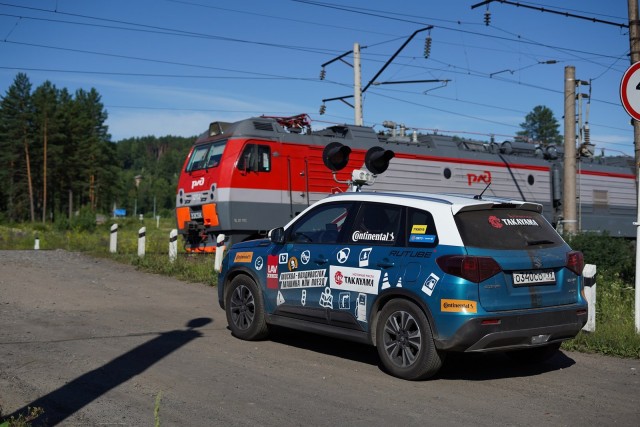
[
  {"x1": 110, "y1": 224, "x2": 118, "y2": 254},
  {"x1": 582, "y1": 264, "x2": 597, "y2": 332},
  {"x1": 169, "y1": 229, "x2": 178, "y2": 263},
  {"x1": 563, "y1": 66, "x2": 577, "y2": 234},
  {"x1": 138, "y1": 227, "x2": 146, "y2": 258}
]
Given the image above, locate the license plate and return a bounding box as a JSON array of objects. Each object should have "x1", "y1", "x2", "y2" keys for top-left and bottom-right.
[
  {"x1": 190, "y1": 211, "x2": 203, "y2": 220},
  {"x1": 512, "y1": 270, "x2": 556, "y2": 286}
]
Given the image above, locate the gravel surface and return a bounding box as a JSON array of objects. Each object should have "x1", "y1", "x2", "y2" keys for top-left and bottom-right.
[{"x1": 1, "y1": 249, "x2": 639, "y2": 426}]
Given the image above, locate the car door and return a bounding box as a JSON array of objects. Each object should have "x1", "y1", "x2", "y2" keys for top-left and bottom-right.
[
  {"x1": 328, "y1": 202, "x2": 405, "y2": 329},
  {"x1": 271, "y1": 201, "x2": 355, "y2": 324}
]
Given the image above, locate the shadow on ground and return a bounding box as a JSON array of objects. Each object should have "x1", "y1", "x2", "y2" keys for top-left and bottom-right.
[
  {"x1": 9, "y1": 317, "x2": 212, "y2": 426},
  {"x1": 265, "y1": 326, "x2": 575, "y2": 381}
]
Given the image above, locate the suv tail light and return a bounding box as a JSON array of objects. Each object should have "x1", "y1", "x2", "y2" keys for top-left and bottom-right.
[
  {"x1": 566, "y1": 250, "x2": 584, "y2": 275},
  {"x1": 436, "y1": 255, "x2": 502, "y2": 283}
]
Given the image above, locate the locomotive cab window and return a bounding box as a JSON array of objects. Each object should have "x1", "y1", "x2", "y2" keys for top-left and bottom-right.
[
  {"x1": 238, "y1": 144, "x2": 271, "y2": 172},
  {"x1": 187, "y1": 141, "x2": 227, "y2": 172}
]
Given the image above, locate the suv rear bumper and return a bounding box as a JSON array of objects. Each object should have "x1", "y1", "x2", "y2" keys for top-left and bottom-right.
[{"x1": 434, "y1": 306, "x2": 588, "y2": 352}]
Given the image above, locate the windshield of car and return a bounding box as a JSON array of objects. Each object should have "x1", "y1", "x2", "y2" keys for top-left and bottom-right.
[{"x1": 454, "y1": 208, "x2": 562, "y2": 250}]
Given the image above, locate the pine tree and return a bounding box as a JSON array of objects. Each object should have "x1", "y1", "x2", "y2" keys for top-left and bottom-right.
[
  {"x1": 517, "y1": 105, "x2": 562, "y2": 145},
  {"x1": 32, "y1": 80, "x2": 60, "y2": 223},
  {"x1": 0, "y1": 73, "x2": 35, "y2": 222}
]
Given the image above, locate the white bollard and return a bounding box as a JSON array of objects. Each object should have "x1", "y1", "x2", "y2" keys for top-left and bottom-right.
[
  {"x1": 583, "y1": 263, "x2": 597, "y2": 332},
  {"x1": 138, "y1": 227, "x2": 146, "y2": 258},
  {"x1": 214, "y1": 234, "x2": 226, "y2": 272},
  {"x1": 34, "y1": 234, "x2": 40, "y2": 250},
  {"x1": 169, "y1": 229, "x2": 178, "y2": 263},
  {"x1": 110, "y1": 224, "x2": 118, "y2": 253}
]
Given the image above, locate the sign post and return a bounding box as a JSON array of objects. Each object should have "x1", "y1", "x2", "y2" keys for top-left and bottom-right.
[{"x1": 620, "y1": 61, "x2": 640, "y2": 334}]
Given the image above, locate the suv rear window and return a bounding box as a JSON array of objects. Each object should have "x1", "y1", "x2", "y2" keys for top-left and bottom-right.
[{"x1": 454, "y1": 208, "x2": 561, "y2": 250}]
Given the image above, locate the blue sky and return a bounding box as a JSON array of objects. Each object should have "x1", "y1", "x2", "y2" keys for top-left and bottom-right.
[{"x1": 0, "y1": 0, "x2": 634, "y2": 156}]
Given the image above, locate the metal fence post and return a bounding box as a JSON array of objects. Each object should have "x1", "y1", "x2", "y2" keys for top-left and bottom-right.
[
  {"x1": 583, "y1": 263, "x2": 597, "y2": 332},
  {"x1": 138, "y1": 227, "x2": 146, "y2": 258},
  {"x1": 110, "y1": 224, "x2": 118, "y2": 253},
  {"x1": 169, "y1": 229, "x2": 178, "y2": 263}
]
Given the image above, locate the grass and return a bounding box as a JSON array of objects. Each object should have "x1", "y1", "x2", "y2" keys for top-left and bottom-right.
[
  {"x1": 0, "y1": 220, "x2": 638, "y2": 358},
  {"x1": 562, "y1": 271, "x2": 640, "y2": 358},
  {"x1": 0, "y1": 407, "x2": 44, "y2": 427},
  {"x1": 0, "y1": 219, "x2": 217, "y2": 286}
]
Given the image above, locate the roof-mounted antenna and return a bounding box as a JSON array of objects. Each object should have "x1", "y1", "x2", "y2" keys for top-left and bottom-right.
[{"x1": 474, "y1": 181, "x2": 491, "y2": 200}]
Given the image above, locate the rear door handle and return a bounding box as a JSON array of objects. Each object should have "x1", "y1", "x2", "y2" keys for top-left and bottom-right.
[
  {"x1": 314, "y1": 256, "x2": 328, "y2": 265},
  {"x1": 377, "y1": 259, "x2": 395, "y2": 269}
]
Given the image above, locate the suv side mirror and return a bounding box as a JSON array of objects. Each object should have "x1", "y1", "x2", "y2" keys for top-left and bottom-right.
[{"x1": 269, "y1": 227, "x2": 285, "y2": 244}]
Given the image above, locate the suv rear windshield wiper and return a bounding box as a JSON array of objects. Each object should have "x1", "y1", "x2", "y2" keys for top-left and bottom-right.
[{"x1": 526, "y1": 239, "x2": 555, "y2": 246}]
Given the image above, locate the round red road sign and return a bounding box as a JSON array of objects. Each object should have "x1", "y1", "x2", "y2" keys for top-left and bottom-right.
[{"x1": 620, "y1": 61, "x2": 640, "y2": 120}]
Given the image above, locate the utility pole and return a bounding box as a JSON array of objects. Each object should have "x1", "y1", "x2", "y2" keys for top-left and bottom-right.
[
  {"x1": 354, "y1": 42, "x2": 363, "y2": 126},
  {"x1": 627, "y1": 0, "x2": 640, "y2": 333},
  {"x1": 563, "y1": 66, "x2": 577, "y2": 234}
]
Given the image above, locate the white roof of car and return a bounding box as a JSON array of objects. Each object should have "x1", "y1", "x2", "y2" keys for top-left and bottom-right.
[{"x1": 318, "y1": 191, "x2": 543, "y2": 215}]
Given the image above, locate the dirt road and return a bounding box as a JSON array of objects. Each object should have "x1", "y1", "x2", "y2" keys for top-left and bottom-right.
[{"x1": 1, "y1": 250, "x2": 639, "y2": 426}]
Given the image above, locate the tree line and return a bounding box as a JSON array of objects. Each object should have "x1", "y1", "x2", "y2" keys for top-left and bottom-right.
[
  {"x1": 0, "y1": 72, "x2": 562, "y2": 226},
  {"x1": 0, "y1": 73, "x2": 194, "y2": 225}
]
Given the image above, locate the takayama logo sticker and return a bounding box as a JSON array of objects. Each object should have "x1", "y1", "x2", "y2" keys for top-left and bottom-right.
[
  {"x1": 267, "y1": 255, "x2": 279, "y2": 289},
  {"x1": 488, "y1": 215, "x2": 503, "y2": 229},
  {"x1": 234, "y1": 252, "x2": 253, "y2": 263},
  {"x1": 330, "y1": 266, "x2": 381, "y2": 295},
  {"x1": 441, "y1": 299, "x2": 477, "y2": 313}
]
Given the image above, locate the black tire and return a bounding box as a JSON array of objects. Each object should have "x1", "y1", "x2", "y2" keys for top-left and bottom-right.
[
  {"x1": 376, "y1": 299, "x2": 444, "y2": 380},
  {"x1": 225, "y1": 275, "x2": 269, "y2": 340},
  {"x1": 506, "y1": 342, "x2": 561, "y2": 364}
]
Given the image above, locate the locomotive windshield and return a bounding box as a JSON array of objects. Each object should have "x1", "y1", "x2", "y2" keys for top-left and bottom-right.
[{"x1": 186, "y1": 141, "x2": 226, "y2": 172}]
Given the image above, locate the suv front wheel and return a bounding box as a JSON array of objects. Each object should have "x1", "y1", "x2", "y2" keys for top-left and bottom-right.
[
  {"x1": 225, "y1": 275, "x2": 269, "y2": 340},
  {"x1": 376, "y1": 299, "x2": 444, "y2": 380}
]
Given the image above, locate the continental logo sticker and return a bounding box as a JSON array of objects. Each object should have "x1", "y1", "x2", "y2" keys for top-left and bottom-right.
[
  {"x1": 234, "y1": 251, "x2": 253, "y2": 263},
  {"x1": 441, "y1": 299, "x2": 477, "y2": 313},
  {"x1": 411, "y1": 224, "x2": 427, "y2": 234}
]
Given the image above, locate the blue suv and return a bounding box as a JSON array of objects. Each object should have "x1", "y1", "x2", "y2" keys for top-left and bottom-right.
[{"x1": 217, "y1": 191, "x2": 587, "y2": 380}]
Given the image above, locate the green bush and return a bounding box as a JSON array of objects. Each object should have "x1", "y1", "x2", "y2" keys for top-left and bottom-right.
[{"x1": 565, "y1": 232, "x2": 635, "y2": 284}]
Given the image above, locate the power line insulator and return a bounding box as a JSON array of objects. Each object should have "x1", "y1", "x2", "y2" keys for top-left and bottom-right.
[
  {"x1": 319, "y1": 104, "x2": 326, "y2": 115},
  {"x1": 484, "y1": 10, "x2": 491, "y2": 26},
  {"x1": 423, "y1": 36, "x2": 432, "y2": 59},
  {"x1": 319, "y1": 68, "x2": 326, "y2": 80}
]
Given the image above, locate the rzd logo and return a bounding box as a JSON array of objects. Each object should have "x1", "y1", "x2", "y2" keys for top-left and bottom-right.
[{"x1": 191, "y1": 177, "x2": 205, "y2": 189}]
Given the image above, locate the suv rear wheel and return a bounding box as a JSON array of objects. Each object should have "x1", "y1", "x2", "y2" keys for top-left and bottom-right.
[
  {"x1": 225, "y1": 275, "x2": 269, "y2": 340},
  {"x1": 376, "y1": 299, "x2": 444, "y2": 380}
]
